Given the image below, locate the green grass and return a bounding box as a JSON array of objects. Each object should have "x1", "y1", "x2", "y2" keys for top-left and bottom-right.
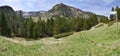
[
  {"x1": 0, "y1": 37, "x2": 42, "y2": 56},
  {"x1": 0, "y1": 23, "x2": 120, "y2": 56}
]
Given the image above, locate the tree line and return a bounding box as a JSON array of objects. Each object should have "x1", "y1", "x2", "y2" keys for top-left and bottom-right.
[{"x1": 0, "y1": 10, "x2": 110, "y2": 39}]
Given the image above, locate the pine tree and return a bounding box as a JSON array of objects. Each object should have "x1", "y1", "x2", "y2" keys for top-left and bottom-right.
[
  {"x1": 0, "y1": 12, "x2": 1, "y2": 34},
  {"x1": 93, "y1": 14, "x2": 98, "y2": 25},
  {"x1": 46, "y1": 18, "x2": 54, "y2": 36},
  {"x1": 72, "y1": 17, "x2": 84, "y2": 31},
  {"x1": 53, "y1": 16, "x2": 61, "y2": 35},
  {"x1": 33, "y1": 23, "x2": 39, "y2": 38},
  {"x1": 0, "y1": 12, "x2": 12, "y2": 37},
  {"x1": 112, "y1": 7, "x2": 114, "y2": 11},
  {"x1": 37, "y1": 18, "x2": 46, "y2": 37},
  {"x1": 110, "y1": 7, "x2": 115, "y2": 21},
  {"x1": 27, "y1": 17, "x2": 34, "y2": 38},
  {"x1": 83, "y1": 19, "x2": 90, "y2": 30}
]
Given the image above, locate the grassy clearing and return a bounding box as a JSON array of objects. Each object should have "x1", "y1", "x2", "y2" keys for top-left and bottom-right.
[
  {"x1": 0, "y1": 37, "x2": 42, "y2": 56},
  {"x1": 0, "y1": 23, "x2": 120, "y2": 56}
]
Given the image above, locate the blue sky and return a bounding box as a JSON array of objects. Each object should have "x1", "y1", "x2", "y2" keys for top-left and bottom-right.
[{"x1": 0, "y1": 0, "x2": 120, "y2": 16}]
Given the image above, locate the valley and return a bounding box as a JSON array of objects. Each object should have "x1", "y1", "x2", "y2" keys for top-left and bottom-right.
[{"x1": 0, "y1": 23, "x2": 120, "y2": 56}]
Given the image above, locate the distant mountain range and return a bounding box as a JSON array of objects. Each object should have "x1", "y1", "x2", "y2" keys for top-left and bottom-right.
[{"x1": 0, "y1": 3, "x2": 107, "y2": 20}]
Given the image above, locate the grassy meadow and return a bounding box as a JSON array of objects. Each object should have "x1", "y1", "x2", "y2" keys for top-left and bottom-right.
[{"x1": 0, "y1": 23, "x2": 120, "y2": 56}]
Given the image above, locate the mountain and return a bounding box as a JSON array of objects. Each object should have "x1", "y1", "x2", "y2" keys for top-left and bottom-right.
[
  {"x1": 0, "y1": 3, "x2": 105, "y2": 20},
  {"x1": 39, "y1": 3, "x2": 106, "y2": 20},
  {"x1": 17, "y1": 3, "x2": 106, "y2": 20},
  {"x1": 40, "y1": 3, "x2": 88, "y2": 19},
  {"x1": 47, "y1": 3, "x2": 90, "y2": 18},
  {"x1": 16, "y1": 10, "x2": 46, "y2": 18}
]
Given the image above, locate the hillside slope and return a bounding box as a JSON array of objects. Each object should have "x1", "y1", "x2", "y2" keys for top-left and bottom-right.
[
  {"x1": 0, "y1": 23, "x2": 120, "y2": 56},
  {"x1": 41, "y1": 3, "x2": 107, "y2": 20}
]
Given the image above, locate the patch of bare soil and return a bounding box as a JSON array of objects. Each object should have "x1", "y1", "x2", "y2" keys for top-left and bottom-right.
[{"x1": 2, "y1": 37, "x2": 64, "y2": 45}]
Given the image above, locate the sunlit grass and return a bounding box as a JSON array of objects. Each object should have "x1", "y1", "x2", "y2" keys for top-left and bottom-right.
[
  {"x1": 0, "y1": 37, "x2": 42, "y2": 56},
  {"x1": 0, "y1": 23, "x2": 120, "y2": 56}
]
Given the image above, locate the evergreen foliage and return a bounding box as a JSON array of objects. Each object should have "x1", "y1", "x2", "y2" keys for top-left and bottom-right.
[
  {"x1": 0, "y1": 11, "x2": 110, "y2": 39},
  {"x1": 27, "y1": 17, "x2": 34, "y2": 38},
  {"x1": 0, "y1": 12, "x2": 12, "y2": 37}
]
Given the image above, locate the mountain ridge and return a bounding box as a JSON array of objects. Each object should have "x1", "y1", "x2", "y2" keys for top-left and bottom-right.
[{"x1": 0, "y1": 3, "x2": 107, "y2": 20}]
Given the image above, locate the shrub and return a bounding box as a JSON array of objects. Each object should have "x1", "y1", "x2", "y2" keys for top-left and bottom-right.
[
  {"x1": 54, "y1": 32, "x2": 73, "y2": 39},
  {"x1": 107, "y1": 21, "x2": 114, "y2": 26}
]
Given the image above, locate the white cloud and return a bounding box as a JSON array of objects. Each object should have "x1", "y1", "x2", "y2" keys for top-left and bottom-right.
[
  {"x1": 80, "y1": 4, "x2": 110, "y2": 16},
  {"x1": 4, "y1": 0, "x2": 21, "y2": 4},
  {"x1": 78, "y1": 0, "x2": 114, "y2": 5},
  {"x1": 26, "y1": 3, "x2": 33, "y2": 7},
  {"x1": 102, "y1": 0, "x2": 114, "y2": 5}
]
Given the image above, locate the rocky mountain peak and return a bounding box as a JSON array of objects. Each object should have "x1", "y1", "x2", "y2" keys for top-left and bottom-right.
[
  {"x1": 55, "y1": 3, "x2": 66, "y2": 7},
  {"x1": 47, "y1": 3, "x2": 87, "y2": 18}
]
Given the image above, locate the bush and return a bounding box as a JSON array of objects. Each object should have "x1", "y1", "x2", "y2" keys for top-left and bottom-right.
[
  {"x1": 54, "y1": 32, "x2": 73, "y2": 39},
  {"x1": 107, "y1": 21, "x2": 114, "y2": 26}
]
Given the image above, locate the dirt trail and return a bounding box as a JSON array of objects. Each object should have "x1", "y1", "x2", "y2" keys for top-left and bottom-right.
[{"x1": 2, "y1": 37, "x2": 63, "y2": 45}]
